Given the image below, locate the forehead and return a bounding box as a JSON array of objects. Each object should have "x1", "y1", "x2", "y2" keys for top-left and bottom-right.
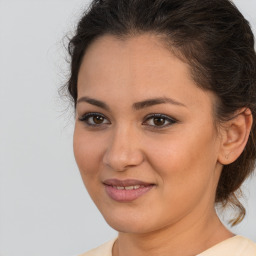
[
  {"x1": 78, "y1": 33, "x2": 176, "y2": 85},
  {"x1": 77, "y1": 33, "x2": 216, "y2": 113}
]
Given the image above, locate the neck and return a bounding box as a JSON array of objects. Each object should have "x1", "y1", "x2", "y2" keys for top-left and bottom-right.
[{"x1": 113, "y1": 209, "x2": 233, "y2": 256}]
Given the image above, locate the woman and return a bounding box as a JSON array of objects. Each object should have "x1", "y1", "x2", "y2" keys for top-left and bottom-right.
[{"x1": 66, "y1": 0, "x2": 256, "y2": 255}]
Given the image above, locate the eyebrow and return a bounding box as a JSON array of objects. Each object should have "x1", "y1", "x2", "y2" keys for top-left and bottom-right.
[
  {"x1": 77, "y1": 96, "x2": 110, "y2": 111},
  {"x1": 76, "y1": 96, "x2": 186, "y2": 110},
  {"x1": 133, "y1": 97, "x2": 186, "y2": 110}
]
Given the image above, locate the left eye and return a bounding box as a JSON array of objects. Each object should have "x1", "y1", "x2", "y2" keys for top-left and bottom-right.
[{"x1": 143, "y1": 114, "x2": 177, "y2": 128}]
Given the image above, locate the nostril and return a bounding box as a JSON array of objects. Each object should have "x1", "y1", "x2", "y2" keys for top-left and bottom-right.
[{"x1": 102, "y1": 146, "x2": 144, "y2": 171}]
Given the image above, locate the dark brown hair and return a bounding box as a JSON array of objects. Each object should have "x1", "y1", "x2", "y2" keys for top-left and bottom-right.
[{"x1": 66, "y1": 0, "x2": 256, "y2": 225}]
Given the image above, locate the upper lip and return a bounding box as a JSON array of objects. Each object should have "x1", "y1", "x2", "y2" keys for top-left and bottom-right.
[{"x1": 103, "y1": 179, "x2": 153, "y2": 187}]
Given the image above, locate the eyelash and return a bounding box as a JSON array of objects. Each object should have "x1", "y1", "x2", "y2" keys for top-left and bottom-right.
[
  {"x1": 142, "y1": 113, "x2": 177, "y2": 129},
  {"x1": 78, "y1": 112, "x2": 177, "y2": 129},
  {"x1": 78, "y1": 112, "x2": 110, "y2": 127}
]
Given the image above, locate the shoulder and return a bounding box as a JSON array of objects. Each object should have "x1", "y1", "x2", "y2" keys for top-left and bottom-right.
[
  {"x1": 78, "y1": 239, "x2": 116, "y2": 256},
  {"x1": 197, "y1": 236, "x2": 256, "y2": 256}
]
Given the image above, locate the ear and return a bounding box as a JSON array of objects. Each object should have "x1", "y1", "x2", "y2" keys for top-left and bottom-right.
[{"x1": 218, "y1": 108, "x2": 253, "y2": 165}]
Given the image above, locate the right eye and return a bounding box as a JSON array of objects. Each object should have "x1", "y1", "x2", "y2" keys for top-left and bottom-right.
[{"x1": 78, "y1": 112, "x2": 110, "y2": 126}]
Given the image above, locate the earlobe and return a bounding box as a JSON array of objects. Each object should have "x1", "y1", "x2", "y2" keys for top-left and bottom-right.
[{"x1": 218, "y1": 108, "x2": 253, "y2": 165}]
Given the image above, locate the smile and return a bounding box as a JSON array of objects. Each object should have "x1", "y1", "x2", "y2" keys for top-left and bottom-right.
[
  {"x1": 113, "y1": 185, "x2": 144, "y2": 190},
  {"x1": 103, "y1": 179, "x2": 154, "y2": 202}
]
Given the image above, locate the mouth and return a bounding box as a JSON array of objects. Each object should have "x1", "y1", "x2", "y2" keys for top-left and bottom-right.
[{"x1": 103, "y1": 179, "x2": 155, "y2": 202}]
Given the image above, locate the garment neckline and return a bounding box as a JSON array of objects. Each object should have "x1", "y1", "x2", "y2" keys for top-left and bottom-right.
[
  {"x1": 196, "y1": 235, "x2": 255, "y2": 255},
  {"x1": 111, "y1": 235, "x2": 239, "y2": 255}
]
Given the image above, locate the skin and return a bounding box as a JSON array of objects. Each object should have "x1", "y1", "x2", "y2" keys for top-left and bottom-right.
[{"x1": 73, "y1": 33, "x2": 248, "y2": 256}]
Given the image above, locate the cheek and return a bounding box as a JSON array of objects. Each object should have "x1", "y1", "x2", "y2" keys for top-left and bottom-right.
[
  {"x1": 144, "y1": 126, "x2": 219, "y2": 196},
  {"x1": 73, "y1": 126, "x2": 104, "y2": 182}
]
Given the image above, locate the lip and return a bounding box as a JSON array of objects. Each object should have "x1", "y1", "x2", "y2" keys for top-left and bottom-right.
[
  {"x1": 103, "y1": 179, "x2": 153, "y2": 187},
  {"x1": 103, "y1": 179, "x2": 155, "y2": 202}
]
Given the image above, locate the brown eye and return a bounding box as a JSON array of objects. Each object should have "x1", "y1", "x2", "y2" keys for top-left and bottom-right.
[
  {"x1": 153, "y1": 117, "x2": 165, "y2": 126},
  {"x1": 143, "y1": 114, "x2": 177, "y2": 128},
  {"x1": 78, "y1": 113, "x2": 110, "y2": 126},
  {"x1": 93, "y1": 115, "x2": 104, "y2": 124}
]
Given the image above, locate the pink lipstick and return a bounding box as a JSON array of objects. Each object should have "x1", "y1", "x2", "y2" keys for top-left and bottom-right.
[{"x1": 103, "y1": 179, "x2": 154, "y2": 202}]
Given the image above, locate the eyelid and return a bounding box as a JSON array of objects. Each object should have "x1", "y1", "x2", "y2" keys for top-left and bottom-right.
[
  {"x1": 142, "y1": 113, "x2": 178, "y2": 128},
  {"x1": 78, "y1": 112, "x2": 111, "y2": 126},
  {"x1": 78, "y1": 112, "x2": 177, "y2": 129}
]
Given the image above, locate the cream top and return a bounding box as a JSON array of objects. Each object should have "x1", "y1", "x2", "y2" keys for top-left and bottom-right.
[{"x1": 79, "y1": 236, "x2": 256, "y2": 256}]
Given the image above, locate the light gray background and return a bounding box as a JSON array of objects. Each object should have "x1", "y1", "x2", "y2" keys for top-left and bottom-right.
[{"x1": 0, "y1": 0, "x2": 255, "y2": 255}]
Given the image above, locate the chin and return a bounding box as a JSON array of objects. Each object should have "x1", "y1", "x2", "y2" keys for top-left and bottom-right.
[
  {"x1": 106, "y1": 220, "x2": 151, "y2": 234},
  {"x1": 102, "y1": 211, "x2": 165, "y2": 234}
]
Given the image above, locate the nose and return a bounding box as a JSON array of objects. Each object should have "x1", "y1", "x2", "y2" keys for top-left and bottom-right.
[{"x1": 103, "y1": 126, "x2": 144, "y2": 171}]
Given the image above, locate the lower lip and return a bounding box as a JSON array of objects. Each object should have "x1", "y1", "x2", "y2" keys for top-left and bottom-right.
[{"x1": 104, "y1": 185, "x2": 154, "y2": 202}]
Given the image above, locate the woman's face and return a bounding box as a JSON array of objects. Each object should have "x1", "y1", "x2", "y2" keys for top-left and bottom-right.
[{"x1": 74, "y1": 34, "x2": 224, "y2": 233}]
